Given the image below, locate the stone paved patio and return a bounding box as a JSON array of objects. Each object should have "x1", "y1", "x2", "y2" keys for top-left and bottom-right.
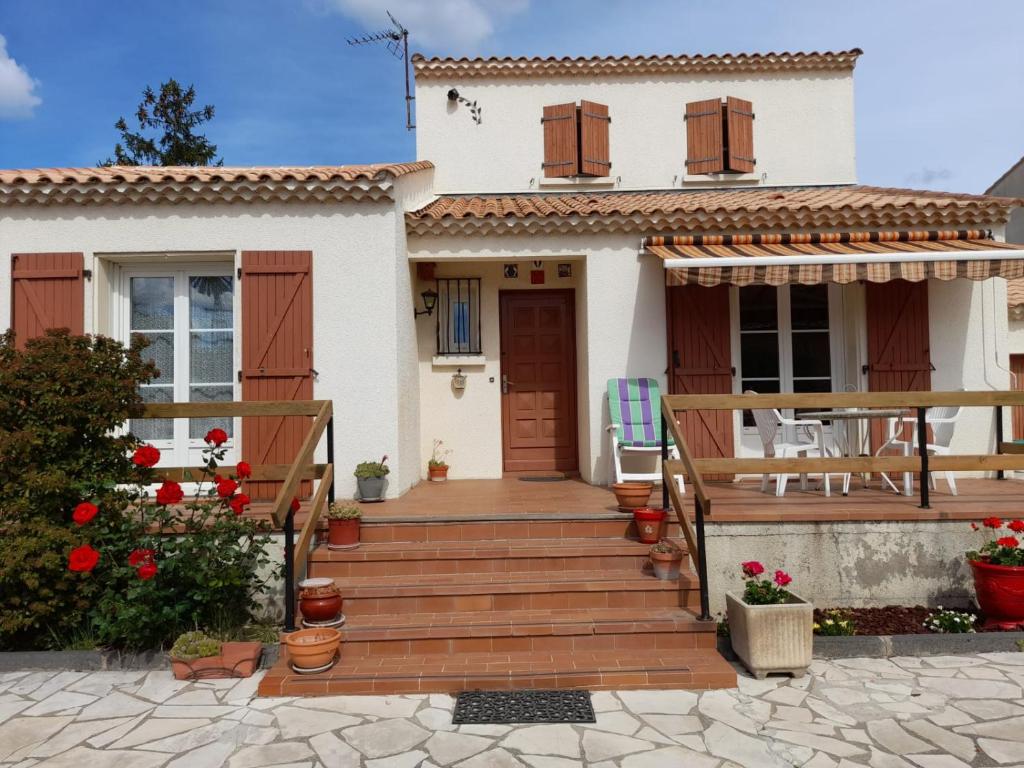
[{"x1": 1, "y1": 653, "x2": 1023, "y2": 767}]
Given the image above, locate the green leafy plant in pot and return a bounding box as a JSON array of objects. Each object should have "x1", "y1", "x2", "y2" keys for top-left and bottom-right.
[
  {"x1": 327, "y1": 504, "x2": 362, "y2": 550},
  {"x1": 354, "y1": 456, "x2": 389, "y2": 502},
  {"x1": 169, "y1": 630, "x2": 262, "y2": 680}
]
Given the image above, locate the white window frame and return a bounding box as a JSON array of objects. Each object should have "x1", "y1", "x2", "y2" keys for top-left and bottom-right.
[{"x1": 115, "y1": 263, "x2": 239, "y2": 468}]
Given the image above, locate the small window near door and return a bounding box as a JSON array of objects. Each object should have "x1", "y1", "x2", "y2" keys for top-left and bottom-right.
[{"x1": 436, "y1": 278, "x2": 481, "y2": 355}]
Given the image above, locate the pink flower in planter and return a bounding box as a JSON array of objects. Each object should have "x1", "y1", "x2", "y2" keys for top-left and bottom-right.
[
  {"x1": 774, "y1": 570, "x2": 793, "y2": 587},
  {"x1": 741, "y1": 561, "x2": 765, "y2": 578}
]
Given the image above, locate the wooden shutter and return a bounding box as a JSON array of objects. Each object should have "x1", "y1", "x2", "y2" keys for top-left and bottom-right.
[
  {"x1": 579, "y1": 100, "x2": 611, "y2": 177},
  {"x1": 866, "y1": 280, "x2": 931, "y2": 452},
  {"x1": 667, "y1": 285, "x2": 734, "y2": 479},
  {"x1": 725, "y1": 96, "x2": 755, "y2": 173},
  {"x1": 11, "y1": 253, "x2": 85, "y2": 348},
  {"x1": 1010, "y1": 354, "x2": 1024, "y2": 441},
  {"x1": 241, "y1": 251, "x2": 314, "y2": 501},
  {"x1": 542, "y1": 103, "x2": 578, "y2": 178},
  {"x1": 685, "y1": 98, "x2": 724, "y2": 175}
]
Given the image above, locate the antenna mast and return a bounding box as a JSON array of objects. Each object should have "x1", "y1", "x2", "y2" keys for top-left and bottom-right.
[{"x1": 346, "y1": 11, "x2": 415, "y2": 131}]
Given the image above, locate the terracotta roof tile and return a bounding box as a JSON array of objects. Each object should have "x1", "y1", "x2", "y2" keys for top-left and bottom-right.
[{"x1": 413, "y1": 50, "x2": 863, "y2": 79}]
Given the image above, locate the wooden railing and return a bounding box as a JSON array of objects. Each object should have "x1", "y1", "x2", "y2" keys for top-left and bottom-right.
[
  {"x1": 659, "y1": 390, "x2": 1024, "y2": 621},
  {"x1": 141, "y1": 400, "x2": 335, "y2": 632}
]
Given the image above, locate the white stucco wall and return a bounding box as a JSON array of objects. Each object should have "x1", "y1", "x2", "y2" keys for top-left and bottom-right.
[
  {"x1": 0, "y1": 199, "x2": 416, "y2": 499},
  {"x1": 415, "y1": 71, "x2": 857, "y2": 193}
]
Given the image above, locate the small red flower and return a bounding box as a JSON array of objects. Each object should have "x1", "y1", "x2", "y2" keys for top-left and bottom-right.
[
  {"x1": 216, "y1": 477, "x2": 238, "y2": 498},
  {"x1": 137, "y1": 562, "x2": 158, "y2": 580},
  {"x1": 128, "y1": 548, "x2": 155, "y2": 567},
  {"x1": 971, "y1": 523, "x2": 979, "y2": 531},
  {"x1": 68, "y1": 544, "x2": 100, "y2": 573},
  {"x1": 1008, "y1": 520, "x2": 1024, "y2": 533},
  {"x1": 290, "y1": 497, "x2": 301, "y2": 513},
  {"x1": 204, "y1": 428, "x2": 228, "y2": 447},
  {"x1": 155, "y1": 480, "x2": 184, "y2": 506},
  {"x1": 982, "y1": 516, "x2": 1003, "y2": 529},
  {"x1": 774, "y1": 569, "x2": 793, "y2": 587},
  {"x1": 229, "y1": 493, "x2": 251, "y2": 516},
  {"x1": 132, "y1": 444, "x2": 161, "y2": 468},
  {"x1": 741, "y1": 561, "x2": 765, "y2": 578},
  {"x1": 236, "y1": 461, "x2": 252, "y2": 479},
  {"x1": 72, "y1": 502, "x2": 98, "y2": 526},
  {"x1": 997, "y1": 536, "x2": 1020, "y2": 549}
]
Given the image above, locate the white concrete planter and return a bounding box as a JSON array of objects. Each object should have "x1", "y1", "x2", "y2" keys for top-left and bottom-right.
[{"x1": 726, "y1": 590, "x2": 813, "y2": 679}]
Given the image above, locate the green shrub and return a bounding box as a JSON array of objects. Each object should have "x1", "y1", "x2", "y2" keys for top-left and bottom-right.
[
  {"x1": 170, "y1": 630, "x2": 221, "y2": 660},
  {"x1": 328, "y1": 504, "x2": 361, "y2": 520}
]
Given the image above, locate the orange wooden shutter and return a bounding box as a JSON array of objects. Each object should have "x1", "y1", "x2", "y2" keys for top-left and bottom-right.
[
  {"x1": 667, "y1": 285, "x2": 734, "y2": 479},
  {"x1": 685, "y1": 98, "x2": 724, "y2": 175},
  {"x1": 866, "y1": 280, "x2": 932, "y2": 451},
  {"x1": 1011, "y1": 354, "x2": 1024, "y2": 440},
  {"x1": 240, "y1": 251, "x2": 314, "y2": 501},
  {"x1": 725, "y1": 96, "x2": 755, "y2": 173},
  {"x1": 542, "y1": 102, "x2": 578, "y2": 178},
  {"x1": 579, "y1": 100, "x2": 611, "y2": 177},
  {"x1": 11, "y1": 252, "x2": 85, "y2": 347}
]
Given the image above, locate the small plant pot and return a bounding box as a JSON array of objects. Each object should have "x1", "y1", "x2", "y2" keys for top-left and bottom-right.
[
  {"x1": 284, "y1": 627, "x2": 341, "y2": 672},
  {"x1": 633, "y1": 508, "x2": 665, "y2": 544},
  {"x1": 357, "y1": 476, "x2": 386, "y2": 502},
  {"x1": 612, "y1": 482, "x2": 653, "y2": 512},
  {"x1": 428, "y1": 465, "x2": 449, "y2": 482},
  {"x1": 650, "y1": 550, "x2": 683, "y2": 580},
  {"x1": 170, "y1": 641, "x2": 262, "y2": 681},
  {"x1": 328, "y1": 518, "x2": 360, "y2": 550},
  {"x1": 299, "y1": 577, "x2": 343, "y2": 623},
  {"x1": 726, "y1": 591, "x2": 813, "y2": 680},
  {"x1": 970, "y1": 559, "x2": 1024, "y2": 630}
]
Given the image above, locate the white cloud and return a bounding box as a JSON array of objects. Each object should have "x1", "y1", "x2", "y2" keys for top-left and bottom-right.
[
  {"x1": 324, "y1": 0, "x2": 528, "y2": 51},
  {"x1": 0, "y1": 34, "x2": 40, "y2": 119}
]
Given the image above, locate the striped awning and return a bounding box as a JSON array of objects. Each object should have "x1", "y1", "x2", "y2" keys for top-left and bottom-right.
[{"x1": 646, "y1": 230, "x2": 1024, "y2": 287}]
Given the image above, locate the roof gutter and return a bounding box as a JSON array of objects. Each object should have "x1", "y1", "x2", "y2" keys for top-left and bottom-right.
[{"x1": 659, "y1": 249, "x2": 1024, "y2": 270}]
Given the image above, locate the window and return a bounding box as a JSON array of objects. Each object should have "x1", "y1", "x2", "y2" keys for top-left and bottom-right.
[
  {"x1": 121, "y1": 266, "x2": 235, "y2": 462},
  {"x1": 541, "y1": 100, "x2": 611, "y2": 178},
  {"x1": 436, "y1": 278, "x2": 481, "y2": 355},
  {"x1": 685, "y1": 96, "x2": 755, "y2": 175}
]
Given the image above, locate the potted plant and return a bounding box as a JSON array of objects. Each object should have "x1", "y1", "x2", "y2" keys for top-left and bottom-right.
[
  {"x1": 298, "y1": 577, "x2": 344, "y2": 627},
  {"x1": 284, "y1": 627, "x2": 342, "y2": 674},
  {"x1": 354, "y1": 455, "x2": 389, "y2": 501},
  {"x1": 611, "y1": 481, "x2": 653, "y2": 511},
  {"x1": 327, "y1": 503, "x2": 361, "y2": 550},
  {"x1": 428, "y1": 439, "x2": 451, "y2": 482},
  {"x1": 726, "y1": 561, "x2": 812, "y2": 680},
  {"x1": 169, "y1": 630, "x2": 262, "y2": 680},
  {"x1": 967, "y1": 517, "x2": 1024, "y2": 629},
  {"x1": 633, "y1": 507, "x2": 665, "y2": 544},
  {"x1": 649, "y1": 539, "x2": 683, "y2": 580}
]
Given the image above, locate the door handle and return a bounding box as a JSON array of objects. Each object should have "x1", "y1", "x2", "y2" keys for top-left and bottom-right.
[{"x1": 502, "y1": 374, "x2": 515, "y2": 394}]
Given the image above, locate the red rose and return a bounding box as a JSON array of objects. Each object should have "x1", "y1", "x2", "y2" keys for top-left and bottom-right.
[
  {"x1": 982, "y1": 516, "x2": 1003, "y2": 529},
  {"x1": 229, "y1": 493, "x2": 251, "y2": 516},
  {"x1": 155, "y1": 481, "x2": 184, "y2": 506},
  {"x1": 741, "y1": 561, "x2": 765, "y2": 578},
  {"x1": 132, "y1": 444, "x2": 161, "y2": 468},
  {"x1": 774, "y1": 570, "x2": 793, "y2": 587},
  {"x1": 997, "y1": 536, "x2": 1020, "y2": 549},
  {"x1": 68, "y1": 544, "x2": 100, "y2": 573},
  {"x1": 290, "y1": 497, "x2": 301, "y2": 513},
  {"x1": 236, "y1": 461, "x2": 252, "y2": 479},
  {"x1": 137, "y1": 562, "x2": 158, "y2": 580},
  {"x1": 1008, "y1": 520, "x2": 1024, "y2": 533},
  {"x1": 204, "y1": 428, "x2": 228, "y2": 447},
  {"x1": 72, "y1": 502, "x2": 98, "y2": 526},
  {"x1": 128, "y1": 548, "x2": 155, "y2": 567},
  {"x1": 216, "y1": 477, "x2": 238, "y2": 498}
]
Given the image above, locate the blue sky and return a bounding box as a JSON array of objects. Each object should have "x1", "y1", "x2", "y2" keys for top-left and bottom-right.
[{"x1": 0, "y1": 0, "x2": 1021, "y2": 193}]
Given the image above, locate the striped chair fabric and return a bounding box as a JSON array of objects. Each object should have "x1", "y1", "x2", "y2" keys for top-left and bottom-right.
[{"x1": 607, "y1": 378, "x2": 674, "y2": 448}]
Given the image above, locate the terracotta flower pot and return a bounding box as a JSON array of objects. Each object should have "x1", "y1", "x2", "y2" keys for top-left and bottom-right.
[
  {"x1": 299, "y1": 577, "x2": 343, "y2": 623},
  {"x1": 970, "y1": 559, "x2": 1024, "y2": 630},
  {"x1": 650, "y1": 549, "x2": 683, "y2": 580},
  {"x1": 170, "y1": 641, "x2": 262, "y2": 680},
  {"x1": 612, "y1": 482, "x2": 653, "y2": 512},
  {"x1": 726, "y1": 591, "x2": 813, "y2": 680},
  {"x1": 328, "y1": 518, "x2": 360, "y2": 550},
  {"x1": 633, "y1": 508, "x2": 665, "y2": 544},
  {"x1": 428, "y1": 465, "x2": 449, "y2": 482},
  {"x1": 284, "y1": 627, "x2": 341, "y2": 672}
]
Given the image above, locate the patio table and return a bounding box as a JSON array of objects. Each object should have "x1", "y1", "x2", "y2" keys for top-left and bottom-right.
[{"x1": 799, "y1": 408, "x2": 911, "y2": 495}]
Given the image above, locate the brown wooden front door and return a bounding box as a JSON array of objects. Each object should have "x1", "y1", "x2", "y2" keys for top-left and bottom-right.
[
  {"x1": 499, "y1": 290, "x2": 578, "y2": 472},
  {"x1": 666, "y1": 285, "x2": 735, "y2": 479}
]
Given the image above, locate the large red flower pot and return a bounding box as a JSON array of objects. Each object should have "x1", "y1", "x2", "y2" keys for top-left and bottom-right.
[
  {"x1": 970, "y1": 559, "x2": 1024, "y2": 630},
  {"x1": 633, "y1": 508, "x2": 666, "y2": 544}
]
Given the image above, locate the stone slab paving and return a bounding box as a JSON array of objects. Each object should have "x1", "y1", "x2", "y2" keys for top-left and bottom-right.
[{"x1": 1, "y1": 653, "x2": 1024, "y2": 767}]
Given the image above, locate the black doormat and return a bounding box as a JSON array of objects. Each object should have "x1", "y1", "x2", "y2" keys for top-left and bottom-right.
[
  {"x1": 517, "y1": 476, "x2": 567, "y2": 483},
  {"x1": 453, "y1": 690, "x2": 595, "y2": 724}
]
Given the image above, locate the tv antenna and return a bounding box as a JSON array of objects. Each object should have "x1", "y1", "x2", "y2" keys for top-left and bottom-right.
[{"x1": 347, "y1": 10, "x2": 415, "y2": 131}]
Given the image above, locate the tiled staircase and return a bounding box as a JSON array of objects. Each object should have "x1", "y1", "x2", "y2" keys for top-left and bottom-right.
[{"x1": 258, "y1": 513, "x2": 735, "y2": 696}]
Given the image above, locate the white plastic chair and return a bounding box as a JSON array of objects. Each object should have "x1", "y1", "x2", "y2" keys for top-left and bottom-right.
[
  {"x1": 875, "y1": 405, "x2": 962, "y2": 495},
  {"x1": 746, "y1": 390, "x2": 832, "y2": 497}
]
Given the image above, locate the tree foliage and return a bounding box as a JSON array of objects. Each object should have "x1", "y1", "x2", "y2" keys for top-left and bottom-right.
[{"x1": 102, "y1": 79, "x2": 221, "y2": 167}]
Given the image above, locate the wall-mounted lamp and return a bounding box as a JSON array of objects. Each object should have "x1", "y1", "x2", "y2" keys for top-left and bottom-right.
[
  {"x1": 447, "y1": 88, "x2": 483, "y2": 124},
  {"x1": 414, "y1": 288, "x2": 438, "y2": 318}
]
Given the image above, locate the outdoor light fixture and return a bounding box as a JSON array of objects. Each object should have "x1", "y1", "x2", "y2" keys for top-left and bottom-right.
[
  {"x1": 446, "y1": 88, "x2": 482, "y2": 124},
  {"x1": 415, "y1": 288, "x2": 438, "y2": 318}
]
